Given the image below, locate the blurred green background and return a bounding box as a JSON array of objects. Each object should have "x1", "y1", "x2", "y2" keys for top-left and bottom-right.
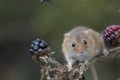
[{"x1": 0, "y1": 0, "x2": 120, "y2": 80}]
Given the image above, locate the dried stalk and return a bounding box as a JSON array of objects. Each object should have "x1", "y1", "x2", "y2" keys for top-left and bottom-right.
[
  {"x1": 31, "y1": 45, "x2": 120, "y2": 80},
  {"x1": 90, "y1": 64, "x2": 99, "y2": 80}
]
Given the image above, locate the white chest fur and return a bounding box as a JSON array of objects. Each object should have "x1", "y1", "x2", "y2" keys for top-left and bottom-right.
[{"x1": 70, "y1": 51, "x2": 90, "y2": 62}]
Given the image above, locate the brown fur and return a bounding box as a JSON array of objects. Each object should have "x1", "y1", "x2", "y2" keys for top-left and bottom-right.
[{"x1": 62, "y1": 26, "x2": 105, "y2": 64}]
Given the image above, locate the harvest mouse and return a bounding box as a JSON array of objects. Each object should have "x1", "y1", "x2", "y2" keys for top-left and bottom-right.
[{"x1": 62, "y1": 26, "x2": 108, "y2": 70}]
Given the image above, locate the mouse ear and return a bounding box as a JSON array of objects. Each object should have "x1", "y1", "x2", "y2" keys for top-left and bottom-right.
[{"x1": 64, "y1": 33, "x2": 70, "y2": 37}]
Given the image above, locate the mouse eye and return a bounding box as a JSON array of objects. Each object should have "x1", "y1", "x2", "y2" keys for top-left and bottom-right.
[
  {"x1": 83, "y1": 40, "x2": 87, "y2": 45},
  {"x1": 72, "y1": 42, "x2": 76, "y2": 47}
]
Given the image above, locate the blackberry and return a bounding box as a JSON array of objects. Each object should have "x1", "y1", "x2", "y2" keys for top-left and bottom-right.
[
  {"x1": 29, "y1": 38, "x2": 50, "y2": 55},
  {"x1": 102, "y1": 25, "x2": 120, "y2": 46}
]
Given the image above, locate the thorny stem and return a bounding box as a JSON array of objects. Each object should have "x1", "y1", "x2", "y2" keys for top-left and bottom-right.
[
  {"x1": 34, "y1": 46, "x2": 120, "y2": 80},
  {"x1": 98, "y1": 46, "x2": 120, "y2": 61},
  {"x1": 109, "y1": 46, "x2": 120, "y2": 57},
  {"x1": 40, "y1": 64, "x2": 48, "y2": 80},
  {"x1": 46, "y1": 55, "x2": 61, "y2": 67},
  {"x1": 38, "y1": 54, "x2": 85, "y2": 80}
]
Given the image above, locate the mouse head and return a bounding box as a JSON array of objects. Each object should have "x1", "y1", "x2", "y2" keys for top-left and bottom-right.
[{"x1": 62, "y1": 30, "x2": 91, "y2": 55}]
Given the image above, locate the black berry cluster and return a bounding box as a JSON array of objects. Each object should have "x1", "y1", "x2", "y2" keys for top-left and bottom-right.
[
  {"x1": 29, "y1": 38, "x2": 49, "y2": 55},
  {"x1": 102, "y1": 25, "x2": 120, "y2": 46}
]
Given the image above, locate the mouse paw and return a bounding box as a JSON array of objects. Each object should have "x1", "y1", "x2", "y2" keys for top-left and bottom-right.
[{"x1": 66, "y1": 64, "x2": 73, "y2": 71}]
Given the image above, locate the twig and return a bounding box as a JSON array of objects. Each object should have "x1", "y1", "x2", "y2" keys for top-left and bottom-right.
[
  {"x1": 90, "y1": 64, "x2": 99, "y2": 80},
  {"x1": 31, "y1": 43, "x2": 120, "y2": 80},
  {"x1": 46, "y1": 55, "x2": 61, "y2": 67},
  {"x1": 109, "y1": 46, "x2": 120, "y2": 58},
  {"x1": 97, "y1": 46, "x2": 120, "y2": 62}
]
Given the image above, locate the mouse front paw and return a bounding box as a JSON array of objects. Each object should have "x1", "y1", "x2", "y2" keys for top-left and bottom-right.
[{"x1": 66, "y1": 64, "x2": 73, "y2": 71}]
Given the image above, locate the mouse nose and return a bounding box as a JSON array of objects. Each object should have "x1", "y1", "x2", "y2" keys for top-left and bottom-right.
[{"x1": 75, "y1": 46, "x2": 85, "y2": 54}]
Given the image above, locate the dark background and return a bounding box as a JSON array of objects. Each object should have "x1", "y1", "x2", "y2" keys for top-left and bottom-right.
[{"x1": 0, "y1": 0, "x2": 120, "y2": 80}]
